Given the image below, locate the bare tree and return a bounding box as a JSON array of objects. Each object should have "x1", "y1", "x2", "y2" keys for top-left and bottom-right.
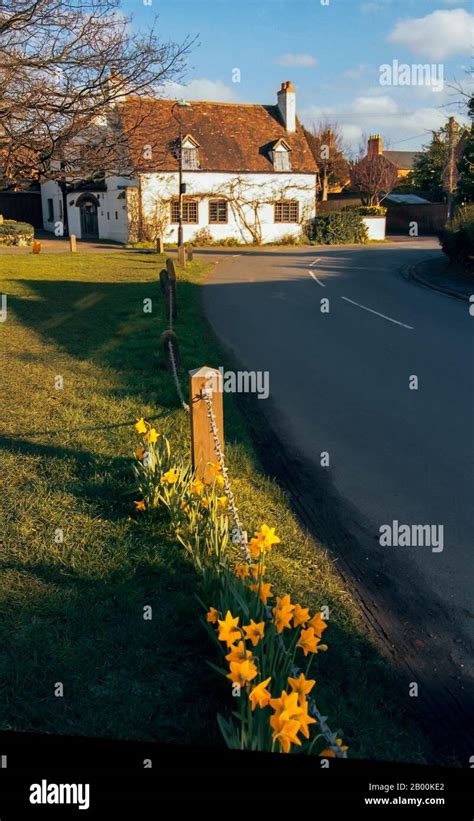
[
  {"x1": 0, "y1": 0, "x2": 193, "y2": 190},
  {"x1": 303, "y1": 122, "x2": 349, "y2": 201},
  {"x1": 348, "y1": 154, "x2": 398, "y2": 206}
]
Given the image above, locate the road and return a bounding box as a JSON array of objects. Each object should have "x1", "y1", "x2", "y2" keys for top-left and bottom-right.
[{"x1": 202, "y1": 238, "x2": 474, "y2": 753}]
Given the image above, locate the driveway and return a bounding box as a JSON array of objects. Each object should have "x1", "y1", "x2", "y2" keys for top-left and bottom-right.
[{"x1": 202, "y1": 238, "x2": 474, "y2": 755}]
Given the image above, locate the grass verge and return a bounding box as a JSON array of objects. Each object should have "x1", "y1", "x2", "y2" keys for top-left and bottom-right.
[{"x1": 0, "y1": 249, "x2": 430, "y2": 761}]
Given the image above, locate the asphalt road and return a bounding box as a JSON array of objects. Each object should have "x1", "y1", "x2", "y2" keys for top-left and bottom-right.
[{"x1": 202, "y1": 238, "x2": 474, "y2": 737}]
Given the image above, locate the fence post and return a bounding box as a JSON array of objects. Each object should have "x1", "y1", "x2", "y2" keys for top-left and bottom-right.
[
  {"x1": 69, "y1": 234, "x2": 77, "y2": 252},
  {"x1": 156, "y1": 236, "x2": 164, "y2": 254},
  {"x1": 189, "y1": 366, "x2": 224, "y2": 484},
  {"x1": 186, "y1": 246, "x2": 193, "y2": 262},
  {"x1": 177, "y1": 246, "x2": 186, "y2": 268}
]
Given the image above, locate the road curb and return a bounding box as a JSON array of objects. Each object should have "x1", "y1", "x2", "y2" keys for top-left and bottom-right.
[{"x1": 405, "y1": 259, "x2": 471, "y2": 303}]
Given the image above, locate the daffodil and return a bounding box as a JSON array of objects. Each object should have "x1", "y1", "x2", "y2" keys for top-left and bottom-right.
[
  {"x1": 297, "y1": 626, "x2": 320, "y2": 656},
  {"x1": 217, "y1": 611, "x2": 241, "y2": 646},
  {"x1": 226, "y1": 659, "x2": 258, "y2": 686},
  {"x1": 235, "y1": 563, "x2": 250, "y2": 580},
  {"x1": 191, "y1": 479, "x2": 204, "y2": 496},
  {"x1": 162, "y1": 468, "x2": 178, "y2": 484},
  {"x1": 215, "y1": 474, "x2": 225, "y2": 488},
  {"x1": 208, "y1": 461, "x2": 222, "y2": 478},
  {"x1": 217, "y1": 495, "x2": 228, "y2": 508},
  {"x1": 249, "y1": 581, "x2": 273, "y2": 605},
  {"x1": 275, "y1": 594, "x2": 293, "y2": 610},
  {"x1": 297, "y1": 699, "x2": 317, "y2": 739},
  {"x1": 225, "y1": 641, "x2": 253, "y2": 664},
  {"x1": 206, "y1": 607, "x2": 219, "y2": 624},
  {"x1": 134, "y1": 500, "x2": 146, "y2": 511},
  {"x1": 134, "y1": 418, "x2": 147, "y2": 434},
  {"x1": 144, "y1": 427, "x2": 159, "y2": 444},
  {"x1": 243, "y1": 619, "x2": 265, "y2": 647},
  {"x1": 272, "y1": 718, "x2": 302, "y2": 753},
  {"x1": 270, "y1": 690, "x2": 303, "y2": 724},
  {"x1": 273, "y1": 605, "x2": 294, "y2": 634},
  {"x1": 288, "y1": 673, "x2": 316, "y2": 698},
  {"x1": 200, "y1": 498, "x2": 209, "y2": 509},
  {"x1": 308, "y1": 612, "x2": 328, "y2": 637},
  {"x1": 292, "y1": 603, "x2": 310, "y2": 627},
  {"x1": 257, "y1": 524, "x2": 281, "y2": 550},
  {"x1": 134, "y1": 447, "x2": 145, "y2": 460},
  {"x1": 320, "y1": 738, "x2": 348, "y2": 757},
  {"x1": 249, "y1": 677, "x2": 272, "y2": 711}
]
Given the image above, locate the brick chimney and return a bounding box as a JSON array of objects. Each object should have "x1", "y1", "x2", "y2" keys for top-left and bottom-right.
[
  {"x1": 277, "y1": 81, "x2": 296, "y2": 133},
  {"x1": 367, "y1": 134, "x2": 383, "y2": 157}
]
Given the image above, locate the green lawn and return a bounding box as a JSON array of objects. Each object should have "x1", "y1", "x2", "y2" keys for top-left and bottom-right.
[{"x1": 0, "y1": 249, "x2": 432, "y2": 761}]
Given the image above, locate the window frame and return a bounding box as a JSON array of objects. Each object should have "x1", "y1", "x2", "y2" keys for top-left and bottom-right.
[
  {"x1": 274, "y1": 200, "x2": 299, "y2": 223},
  {"x1": 170, "y1": 198, "x2": 199, "y2": 224},
  {"x1": 208, "y1": 199, "x2": 228, "y2": 224},
  {"x1": 47, "y1": 198, "x2": 54, "y2": 221},
  {"x1": 273, "y1": 150, "x2": 291, "y2": 172}
]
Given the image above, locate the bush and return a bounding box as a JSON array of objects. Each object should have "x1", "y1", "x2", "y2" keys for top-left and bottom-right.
[
  {"x1": 342, "y1": 205, "x2": 387, "y2": 216},
  {"x1": 311, "y1": 211, "x2": 368, "y2": 245},
  {"x1": 438, "y1": 205, "x2": 474, "y2": 269},
  {"x1": 269, "y1": 231, "x2": 306, "y2": 246},
  {"x1": 0, "y1": 219, "x2": 34, "y2": 246}
]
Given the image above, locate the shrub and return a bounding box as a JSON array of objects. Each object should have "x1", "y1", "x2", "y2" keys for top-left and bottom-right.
[
  {"x1": 311, "y1": 211, "x2": 368, "y2": 245},
  {"x1": 438, "y1": 205, "x2": 474, "y2": 270},
  {"x1": 269, "y1": 231, "x2": 306, "y2": 246},
  {"x1": 342, "y1": 204, "x2": 387, "y2": 217},
  {"x1": 0, "y1": 219, "x2": 34, "y2": 246}
]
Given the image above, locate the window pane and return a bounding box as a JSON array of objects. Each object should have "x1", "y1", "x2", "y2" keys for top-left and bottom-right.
[
  {"x1": 182, "y1": 148, "x2": 199, "y2": 170},
  {"x1": 274, "y1": 200, "x2": 299, "y2": 223},
  {"x1": 209, "y1": 199, "x2": 227, "y2": 223},
  {"x1": 171, "y1": 199, "x2": 198, "y2": 223}
]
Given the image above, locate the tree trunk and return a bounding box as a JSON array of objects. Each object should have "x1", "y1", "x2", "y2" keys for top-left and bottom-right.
[{"x1": 321, "y1": 170, "x2": 329, "y2": 202}]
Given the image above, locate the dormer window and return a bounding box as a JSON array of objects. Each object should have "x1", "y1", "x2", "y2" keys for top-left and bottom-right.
[
  {"x1": 181, "y1": 134, "x2": 200, "y2": 170},
  {"x1": 272, "y1": 139, "x2": 292, "y2": 172}
]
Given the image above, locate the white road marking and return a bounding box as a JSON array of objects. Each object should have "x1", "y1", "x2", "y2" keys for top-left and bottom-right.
[
  {"x1": 308, "y1": 270, "x2": 326, "y2": 287},
  {"x1": 341, "y1": 296, "x2": 414, "y2": 330},
  {"x1": 309, "y1": 257, "x2": 321, "y2": 266}
]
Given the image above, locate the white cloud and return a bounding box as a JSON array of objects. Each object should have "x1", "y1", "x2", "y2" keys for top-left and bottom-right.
[
  {"x1": 352, "y1": 95, "x2": 399, "y2": 114},
  {"x1": 158, "y1": 78, "x2": 238, "y2": 103},
  {"x1": 299, "y1": 104, "x2": 336, "y2": 126},
  {"x1": 387, "y1": 9, "x2": 473, "y2": 60},
  {"x1": 275, "y1": 53, "x2": 317, "y2": 67}
]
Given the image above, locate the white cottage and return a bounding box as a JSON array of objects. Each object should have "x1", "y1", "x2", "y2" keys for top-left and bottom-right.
[{"x1": 40, "y1": 82, "x2": 318, "y2": 245}]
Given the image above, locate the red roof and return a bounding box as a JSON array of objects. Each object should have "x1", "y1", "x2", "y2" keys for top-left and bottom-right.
[{"x1": 118, "y1": 97, "x2": 317, "y2": 174}]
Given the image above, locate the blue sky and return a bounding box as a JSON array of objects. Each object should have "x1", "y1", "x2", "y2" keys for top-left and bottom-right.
[{"x1": 121, "y1": 0, "x2": 472, "y2": 152}]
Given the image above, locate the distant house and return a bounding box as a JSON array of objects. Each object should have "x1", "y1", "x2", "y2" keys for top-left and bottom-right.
[
  {"x1": 366, "y1": 134, "x2": 422, "y2": 180},
  {"x1": 40, "y1": 82, "x2": 318, "y2": 244}
]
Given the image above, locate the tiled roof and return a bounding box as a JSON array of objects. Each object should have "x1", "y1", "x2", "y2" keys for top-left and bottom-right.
[
  {"x1": 117, "y1": 97, "x2": 318, "y2": 174},
  {"x1": 382, "y1": 150, "x2": 421, "y2": 171}
]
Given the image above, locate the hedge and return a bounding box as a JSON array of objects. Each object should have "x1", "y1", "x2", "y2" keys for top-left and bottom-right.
[
  {"x1": 311, "y1": 211, "x2": 368, "y2": 245},
  {"x1": 438, "y1": 205, "x2": 474, "y2": 270},
  {"x1": 341, "y1": 205, "x2": 387, "y2": 217},
  {"x1": 0, "y1": 219, "x2": 34, "y2": 246}
]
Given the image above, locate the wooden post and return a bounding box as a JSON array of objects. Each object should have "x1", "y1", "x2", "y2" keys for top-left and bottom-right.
[
  {"x1": 186, "y1": 246, "x2": 193, "y2": 262},
  {"x1": 69, "y1": 234, "x2": 77, "y2": 252},
  {"x1": 177, "y1": 245, "x2": 186, "y2": 268},
  {"x1": 166, "y1": 258, "x2": 177, "y2": 281},
  {"x1": 189, "y1": 366, "x2": 224, "y2": 484},
  {"x1": 156, "y1": 236, "x2": 164, "y2": 254},
  {"x1": 159, "y1": 268, "x2": 169, "y2": 294},
  {"x1": 0, "y1": 215, "x2": 3, "y2": 225}
]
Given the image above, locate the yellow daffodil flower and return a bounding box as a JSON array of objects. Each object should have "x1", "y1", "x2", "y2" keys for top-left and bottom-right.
[
  {"x1": 297, "y1": 626, "x2": 320, "y2": 656},
  {"x1": 243, "y1": 620, "x2": 265, "y2": 647},
  {"x1": 225, "y1": 641, "x2": 253, "y2": 664},
  {"x1": 248, "y1": 538, "x2": 263, "y2": 559},
  {"x1": 134, "y1": 500, "x2": 146, "y2": 511},
  {"x1": 162, "y1": 468, "x2": 178, "y2": 484},
  {"x1": 200, "y1": 498, "x2": 209, "y2": 509},
  {"x1": 249, "y1": 677, "x2": 272, "y2": 711},
  {"x1": 217, "y1": 495, "x2": 228, "y2": 508},
  {"x1": 297, "y1": 699, "x2": 317, "y2": 739},
  {"x1": 145, "y1": 427, "x2": 159, "y2": 444},
  {"x1": 249, "y1": 581, "x2": 273, "y2": 605},
  {"x1": 191, "y1": 479, "x2": 204, "y2": 496},
  {"x1": 272, "y1": 718, "x2": 302, "y2": 753},
  {"x1": 206, "y1": 607, "x2": 219, "y2": 624},
  {"x1": 208, "y1": 461, "x2": 222, "y2": 478},
  {"x1": 270, "y1": 690, "x2": 303, "y2": 724},
  {"x1": 292, "y1": 603, "x2": 310, "y2": 627},
  {"x1": 235, "y1": 563, "x2": 250, "y2": 580},
  {"x1": 288, "y1": 673, "x2": 316, "y2": 698},
  {"x1": 217, "y1": 611, "x2": 241, "y2": 646},
  {"x1": 134, "y1": 447, "x2": 145, "y2": 460},
  {"x1": 257, "y1": 524, "x2": 281, "y2": 550},
  {"x1": 215, "y1": 474, "x2": 225, "y2": 488},
  {"x1": 134, "y1": 418, "x2": 147, "y2": 434},
  {"x1": 320, "y1": 739, "x2": 348, "y2": 757},
  {"x1": 273, "y1": 605, "x2": 294, "y2": 634},
  {"x1": 226, "y1": 659, "x2": 258, "y2": 686},
  {"x1": 308, "y1": 612, "x2": 328, "y2": 637}
]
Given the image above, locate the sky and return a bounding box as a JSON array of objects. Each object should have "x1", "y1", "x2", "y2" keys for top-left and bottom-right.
[{"x1": 121, "y1": 0, "x2": 473, "y2": 153}]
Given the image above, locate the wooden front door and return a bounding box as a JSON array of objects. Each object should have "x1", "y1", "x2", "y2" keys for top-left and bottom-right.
[{"x1": 80, "y1": 199, "x2": 99, "y2": 239}]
